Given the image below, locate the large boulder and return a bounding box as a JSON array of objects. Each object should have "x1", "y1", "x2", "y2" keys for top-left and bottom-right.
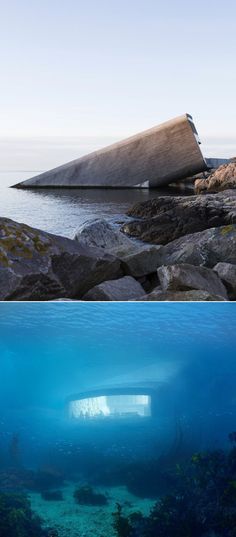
[
  {"x1": 138, "y1": 289, "x2": 226, "y2": 301},
  {"x1": 75, "y1": 218, "x2": 161, "y2": 276},
  {"x1": 155, "y1": 225, "x2": 236, "y2": 269},
  {"x1": 213, "y1": 262, "x2": 236, "y2": 299},
  {"x1": 74, "y1": 218, "x2": 136, "y2": 255},
  {"x1": 195, "y1": 161, "x2": 236, "y2": 194},
  {"x1": 157, "y1": 264, "x2": 228, "y2": 299},
  {"x1": 82, "y1": 276, "x2": 144, "y2": 301},
  {"x1": 121, "y1": 245, "x2": 161, "y2": 277},
  {"x1": 123, "y1": 190, "x2": 236, "y2": 245},
  {"x1": 0, "y1": 218, "x2": 121, "y2": 301}
]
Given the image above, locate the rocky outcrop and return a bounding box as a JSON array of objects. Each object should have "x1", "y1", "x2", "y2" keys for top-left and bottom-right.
[
  {"x1": 157, "y1": 264, "x2": 228, "y2": 299},
  {"x1": 0, "y1": 218, "x2": 121, "y2": 301},
  {"x1": 82, "y1": 276, "x2": 144, "y2": 301},
  {"x1": 123, "y1": 190, "x2": 236, "y2": 245},
  {"x1": 195, "y1": 161, "x2": 236, "y2": 194},
  {"x1": 154, "y1": 225, "x2": 236, "y2": 269},
  {"x1": 138, "y1": 289, "x2": 226, "y2": 301},
  {"x1": 213, "y1": 262, "x2": 236, "y2": 299}
]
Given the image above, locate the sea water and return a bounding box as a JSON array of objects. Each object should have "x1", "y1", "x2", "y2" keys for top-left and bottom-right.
[
  {"x1": 0, "y1": 303, "x2": 235, "y2": 537},
  {"x1": 0, "y1": 136, "x2": 180, "y2": 240},
  {"x1": 0, "y1": 171, "x2": 162, "y2": 239}
]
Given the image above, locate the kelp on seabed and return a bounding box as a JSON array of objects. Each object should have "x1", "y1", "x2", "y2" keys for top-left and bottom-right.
[{"x1": 112, "y1": 433, "x2": 236, "y2": 537}]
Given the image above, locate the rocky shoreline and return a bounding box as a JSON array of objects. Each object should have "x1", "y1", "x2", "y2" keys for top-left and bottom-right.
[{"x1": 1, "y1": 161, "x2": 236, "y2": 301}]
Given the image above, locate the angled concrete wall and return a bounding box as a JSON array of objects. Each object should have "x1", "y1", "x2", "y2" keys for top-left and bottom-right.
[{"x1": 14, "y1": 114, "x2": 207, "y2": 189}]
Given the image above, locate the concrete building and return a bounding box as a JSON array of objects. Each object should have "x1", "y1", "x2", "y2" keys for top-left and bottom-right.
[{"x1": 14, "y1": 114, "x2": 207, "y2": 189}]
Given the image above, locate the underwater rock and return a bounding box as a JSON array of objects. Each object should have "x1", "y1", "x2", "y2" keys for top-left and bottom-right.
[
  {"x1": 0, "y1": 468, "x2": 33, "y2": 492},
  {"x1": 154, "y1": 225, "x2": 236, "y2": 269},
  {"x1": 82, "y1": 275, "x2": 144, "y2": 301},
  {"x1": 137, "y1": 289, "x2": 226, "y2": 301},
  {"x1": 213, "y1": 262, "x2": 236, "y2": 299},
  {"x1": 27, "y1": 469, "x2": 65, "y2": 492},
  {"x1": 123, "y1": 190, "x2": 236, "y2": 245},
  {"x1": 73, "y1": 484, "x2": 108, "y2": 505},
  {"x1": 0, "y1": 218, "x2": 121, "y2": 300},
  {"x1": 157, "y1": 264, "x2": 228, "y2": 298}
]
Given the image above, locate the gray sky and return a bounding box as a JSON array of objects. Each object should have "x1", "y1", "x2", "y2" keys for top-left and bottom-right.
[{"x1": 1, "y1": 0, "x2": 236, "y2": 164}]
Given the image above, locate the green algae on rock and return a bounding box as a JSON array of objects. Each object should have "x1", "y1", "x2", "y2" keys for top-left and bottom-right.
[{"x1": 0, "y1": 217, "x2": 121, "y2": 301}]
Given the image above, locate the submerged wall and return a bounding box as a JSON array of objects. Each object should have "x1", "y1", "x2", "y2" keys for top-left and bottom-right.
[{"x1": 14, "y1": 114, "x2": 207, "y2": 189}]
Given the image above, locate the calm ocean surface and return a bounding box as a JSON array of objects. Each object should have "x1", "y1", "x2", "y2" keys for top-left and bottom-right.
[
  {"x1": 0, "y1": 171, "x2": 166, "y2": 239},
  {"x1": 0, "y1": 170, "x2": 191, "y2": 239}
]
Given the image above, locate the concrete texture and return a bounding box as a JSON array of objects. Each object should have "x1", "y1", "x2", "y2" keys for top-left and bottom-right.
[{"x1": 13, "y1": 114, "x2": 207, "y2": 189}]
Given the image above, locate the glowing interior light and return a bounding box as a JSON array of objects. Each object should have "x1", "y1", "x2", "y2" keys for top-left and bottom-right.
[{"x1": 69, "y1": 394, "x2": 151, "y2": 419}]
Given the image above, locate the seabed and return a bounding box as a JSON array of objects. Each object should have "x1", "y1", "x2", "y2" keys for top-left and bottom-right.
[{"x1": 29, "y1": 483, "x2": 153, "y2": 537}]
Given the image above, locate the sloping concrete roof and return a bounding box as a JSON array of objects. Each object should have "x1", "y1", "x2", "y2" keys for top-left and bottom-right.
[{"x1": 14, "y1": 114, "x2": 207, "y2": 189}]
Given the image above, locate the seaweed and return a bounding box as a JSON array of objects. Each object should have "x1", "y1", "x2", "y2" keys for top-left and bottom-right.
[
  {"x1": 0, "y1": 491, "x2": 50, "y2": 537},
  {"x1": 112, "y1": 503, "x2": 132, "y2": 537},
  {"x1": 124, "y1": 444, "x2": 236, "y2": 537}
]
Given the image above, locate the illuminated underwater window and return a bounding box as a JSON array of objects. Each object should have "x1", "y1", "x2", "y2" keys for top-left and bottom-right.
[{"x1": 69, "y1": 394, "x2": 151, "y2": 419}]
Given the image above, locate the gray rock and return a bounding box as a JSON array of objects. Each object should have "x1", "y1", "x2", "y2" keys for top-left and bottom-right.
[
  {"x1": 155, "y1": 225, "x2": 236, "y2": 268},
  {"x1": 0, "y1": 218, "x2": 121, "y2": 301},
  {"x1": 157, "y1": 264, "x2": 228, "y2": 299},
  {"x1": 74, "y1": 218, "x2": 135, "y2": 253},
  {"x1": 121, "y1": 245, "x2": 161, "y2": 277},
  {"x1": 75, "y1": 219, "x2": 161, "y2": 278},
  {"x1": 138, "y1": 289, "x2": 226, "y2": 301},
  {"x1": 123, "y1": 190, "x2": 236, "y2": 245},
  {"x1": 82, "y1": 276, "x2": 144, "y2": 301},
  {"x1": 213, "y1": 262, "x2": 236, "y2": 298}
]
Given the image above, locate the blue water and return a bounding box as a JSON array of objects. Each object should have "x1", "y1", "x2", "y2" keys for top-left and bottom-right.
[
  {"x1": 0, "y1": 303, "x2": 236, "y2": 536},
  {"x1": 1, "y1": 302, "x2": 235, "y2": 437}
]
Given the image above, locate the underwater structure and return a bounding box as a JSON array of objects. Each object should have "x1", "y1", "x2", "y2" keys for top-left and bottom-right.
[
  {"x1": 66, "y1": 386, "x2": 160, "y2": 420},
  {"x1": 14, "y1": 114, "x2": 207, "y2": 189}
]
